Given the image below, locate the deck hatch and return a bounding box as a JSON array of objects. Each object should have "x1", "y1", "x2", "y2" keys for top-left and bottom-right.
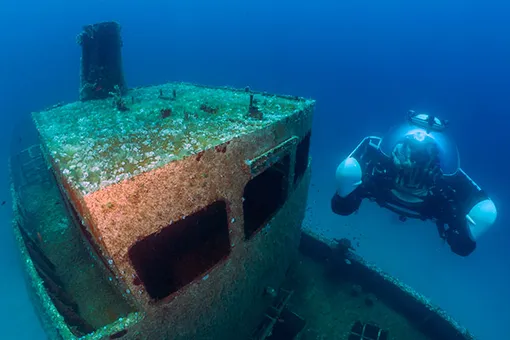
[{"x1": 348, "y1": 321, "x2": 389, "y2": 340}]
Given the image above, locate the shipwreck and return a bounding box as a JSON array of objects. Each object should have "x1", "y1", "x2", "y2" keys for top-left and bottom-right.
[{"x1": 9, "y1": 21, "x2": 476, "y2": 340}]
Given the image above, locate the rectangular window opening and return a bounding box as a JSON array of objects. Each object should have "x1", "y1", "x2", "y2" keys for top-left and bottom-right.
[
  {"x1": 294, "y1": 131, "x2": 311, "y2": 184},
  {"x1": 128, "y1": 200, "x2": 231, "y2": 301},
  {"x1": 243, "y1": 154, "x2": 290, "y2": 240}
]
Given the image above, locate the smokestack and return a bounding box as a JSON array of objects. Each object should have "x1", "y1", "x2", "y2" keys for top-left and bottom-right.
[{"x1": 77, "y1": 21, "x2": 126, "y2": 101}]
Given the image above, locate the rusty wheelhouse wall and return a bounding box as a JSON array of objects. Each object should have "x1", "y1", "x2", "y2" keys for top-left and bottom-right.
[{"x1": 45, "y1": 107, "x2": 313, "y2": 339}]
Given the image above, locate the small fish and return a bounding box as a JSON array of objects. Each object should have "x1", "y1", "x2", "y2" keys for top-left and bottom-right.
[
  {"x1": 36, "y1": 232, "x2": 43, "y2": 243},
  {"x1": 1, "y1": 201, "x2": 5, "y2": 206}
]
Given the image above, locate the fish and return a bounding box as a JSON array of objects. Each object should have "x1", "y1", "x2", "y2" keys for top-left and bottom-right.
[{"x1": 37, "y1": 232, "x2": 43, "y2": 243}]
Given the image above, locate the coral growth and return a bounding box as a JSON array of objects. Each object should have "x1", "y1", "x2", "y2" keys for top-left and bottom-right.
[{"x1": 33, "y1": 82, "x2": 314, "y2": 195}]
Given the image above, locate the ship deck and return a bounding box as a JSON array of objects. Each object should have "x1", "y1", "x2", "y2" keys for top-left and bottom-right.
[
  {"x1": 280, "y1": 252, "x2": 431, "y2": 340},
  {"x1": 260, "y1": 233, "x2": 476, "y2": 340}
]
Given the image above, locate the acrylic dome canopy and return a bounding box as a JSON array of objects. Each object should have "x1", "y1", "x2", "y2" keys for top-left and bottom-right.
[{"x1": 380, "y1": 122, "x2": 460, "y2": 175}]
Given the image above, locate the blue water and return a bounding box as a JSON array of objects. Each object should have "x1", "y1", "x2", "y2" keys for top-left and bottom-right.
[{"x1": 1, "y1": 0, "x2": 509, "y2": 339}]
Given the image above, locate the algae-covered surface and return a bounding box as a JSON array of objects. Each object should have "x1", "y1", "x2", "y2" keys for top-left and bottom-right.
[
  {"x1": 32, "y1": 82, "x2": 314, "y2": 195},
  {"x1": 285, "y1": 253, "x2": 431, "y2": 340},
  {"x1": 12, "y1": 145, "x2": 136, "y2": 334}
]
